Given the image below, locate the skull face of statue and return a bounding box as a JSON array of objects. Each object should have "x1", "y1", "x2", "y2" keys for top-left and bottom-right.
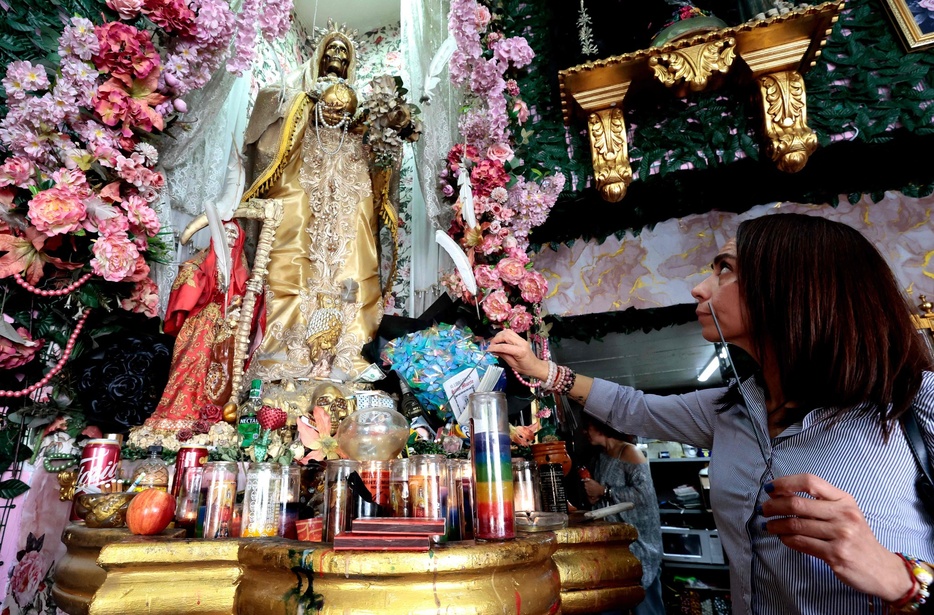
[{"x1": 321, "y1": 38, "x2": 351, "y2": 79}]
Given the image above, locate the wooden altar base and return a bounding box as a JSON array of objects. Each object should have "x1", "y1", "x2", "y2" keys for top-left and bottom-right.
[{"x1": 54, "y1": 522, "x2": 643, "y2": 614}]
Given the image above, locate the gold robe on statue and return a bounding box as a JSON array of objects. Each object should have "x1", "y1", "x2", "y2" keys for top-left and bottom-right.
[{"x1": 240, "y1": 90, "x2": 382, "y2": 381}]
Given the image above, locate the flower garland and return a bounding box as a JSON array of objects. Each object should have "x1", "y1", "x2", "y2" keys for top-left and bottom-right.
[{"x1": 439, "y1": 0, "x2": 565, "y2": 334}]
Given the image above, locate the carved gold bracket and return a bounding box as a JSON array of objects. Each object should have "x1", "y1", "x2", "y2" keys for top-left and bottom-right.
[
  {"x1": 588, "y1": 108, "x2": 632, "y2": 202},
  {"x1": 756, "y1": 70, "x2": 817, "y2": 172},
  {"x1": 649, "y1": 37, "x2": 736, "y2": 96},
  {"x1": 558, "y1": 0, "x2": 845, "y2": 202}
]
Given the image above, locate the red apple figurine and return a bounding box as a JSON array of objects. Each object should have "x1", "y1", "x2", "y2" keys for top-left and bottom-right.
[{"x1": 126, "y1": 488, "x2": 176, "y2": 535}]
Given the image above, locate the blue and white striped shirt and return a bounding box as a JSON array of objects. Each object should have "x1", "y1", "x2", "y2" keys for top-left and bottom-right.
[{"x1": 585, "y1": 371, "x2": 934, "y2": 615}]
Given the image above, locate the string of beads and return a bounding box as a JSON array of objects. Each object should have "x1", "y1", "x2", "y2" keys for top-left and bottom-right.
[{"x1": 0, "y1": 309, "x2": 91, "y2": 398}]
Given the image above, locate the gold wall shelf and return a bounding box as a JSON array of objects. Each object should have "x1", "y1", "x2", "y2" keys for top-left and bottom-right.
[
  {"x1": 558, "y1": 0, "x2": 846, "y2": 202},
  {"x1": 54, "y1": 522, "x2": 643, "y2": 615}
]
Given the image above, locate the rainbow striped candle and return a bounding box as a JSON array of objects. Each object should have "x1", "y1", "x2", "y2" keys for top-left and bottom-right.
[{"x1": 469, "y1": 392, "x2": 515, "y2": 541}]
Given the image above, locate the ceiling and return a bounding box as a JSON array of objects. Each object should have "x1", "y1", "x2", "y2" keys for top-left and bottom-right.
[
  {"x1": 551, "y1": 321, "x2": 726, "y2": 394},
  {"x1": 293, "y1": 0, "x2": 401, "y2": 35}
]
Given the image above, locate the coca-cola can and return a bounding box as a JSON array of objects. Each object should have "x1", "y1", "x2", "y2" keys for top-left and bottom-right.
[
  {"x1": 171, "y1": 445, "x2": 209, "y2": 499},
  {"x1": 73, "y1": 439, "x2": 122, "y2": 520}
]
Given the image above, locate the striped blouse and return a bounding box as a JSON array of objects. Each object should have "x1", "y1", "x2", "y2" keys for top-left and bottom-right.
[{"x1": 584, "y1": 371, "x2": 934, "y2": 615}]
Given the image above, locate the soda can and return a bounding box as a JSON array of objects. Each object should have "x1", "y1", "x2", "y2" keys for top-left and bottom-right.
[
  {"x1": 73, "y1": 439, "x2": 122, "y2": 520},
  {"x1": 171, "y1": 444, "x2": 209, "y2": 499}
]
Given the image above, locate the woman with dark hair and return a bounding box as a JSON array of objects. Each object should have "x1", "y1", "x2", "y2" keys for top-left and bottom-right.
[
  {"x1": 489, "y1": 213, "x2": 934, "y2": 615},
  {"x1": 581, "y1": 415, "x2": 663, "y2": 615}
]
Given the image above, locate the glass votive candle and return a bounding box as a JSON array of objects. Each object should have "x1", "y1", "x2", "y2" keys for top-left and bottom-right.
[
  {"x1": 354, "y1": 460, "x2": 390, "y2": 519},
  {"x1": 512, "y1": 459, "x2": 542, "y2": 514},
  {"x1": 240, "y1": 462, "x2": 282, "y2": 537},
  {"x1": 199, "y1": 461, "x2": 238, "y2": 539},
  {"x1": 389, "y1": 458, "x2": 410, "y2": 517},
  {"x1": 409, "y1": 454, "x2": 448, "y2": 543},
  {"x1": 469, "y1": 392, "x2": 515, "y2": 541},
  {"x1": 455, "y1": 459, "x2": 474, "y2": 540},
  {"x1": 323, "y1": 459, "x2": 360, "y2": 542},
  {"x1": 444, "y1": 459, "x2": 465, "y2": 541},
  {"x1": 174, "y1": 466, "x2": 203, "y2": 538},
  {"x1": 278, "y1": 465, "x2": 301, "y2": 539}
]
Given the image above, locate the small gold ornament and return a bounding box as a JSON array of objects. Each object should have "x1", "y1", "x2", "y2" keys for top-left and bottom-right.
[{"x1": 223, "y1": 402, "x2": 239, "y2": 423}]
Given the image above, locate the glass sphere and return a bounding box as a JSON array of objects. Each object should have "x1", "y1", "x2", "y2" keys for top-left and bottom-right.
[{"x1": 336, "y1": 406, "x2": 409, "y2": 461}]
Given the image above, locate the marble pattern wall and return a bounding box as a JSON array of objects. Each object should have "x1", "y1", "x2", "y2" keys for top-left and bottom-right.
[{"x1": 535, "y1": 191, "x2": 934, "y2": 317}]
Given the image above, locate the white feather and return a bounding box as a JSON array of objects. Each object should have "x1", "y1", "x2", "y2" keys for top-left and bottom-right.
[
  {"x1": 205, "y1": 201, "x2": 231, "y2": 293},
  {"x1": 435, "y1": 229, "x2": 477, "y2": 297},
  {"x1": 217, "y1": 135, "x2": 246, "y2": 221},
  {"x1": 422, "y1": 35, "x2": 457, "y2": 103},
  {"x1": 457, "y1": 167, "x2": 476, "y2": 229}
]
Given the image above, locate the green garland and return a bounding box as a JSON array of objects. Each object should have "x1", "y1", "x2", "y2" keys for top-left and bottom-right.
[{"x1": 501, "y1": 0, "x2": 934, "y2": 248}]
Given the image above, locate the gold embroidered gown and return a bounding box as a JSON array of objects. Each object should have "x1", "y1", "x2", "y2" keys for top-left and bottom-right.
[{"x1": 240, "y1": 89, "x2": 382, "y2": 382}]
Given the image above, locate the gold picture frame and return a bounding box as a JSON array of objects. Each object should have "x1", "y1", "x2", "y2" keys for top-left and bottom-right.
[{"x1": 884, "y1": 0, "x2": 934, "y2": 51}]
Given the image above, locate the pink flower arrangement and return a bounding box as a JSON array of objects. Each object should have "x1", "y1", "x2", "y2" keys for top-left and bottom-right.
[
  {"x1": 439, "y1": 0, "x2": 565, "y2": 334},
  {"x1": 0, "y1": 0, "x2": 293, "y2": 383}
]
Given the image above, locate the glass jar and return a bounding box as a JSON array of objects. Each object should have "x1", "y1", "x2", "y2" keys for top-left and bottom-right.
[
  {"x1": 444, "y1": 458, "x2": 465, "y2": 541},
  {"x1": 174, "y1": 466, "x2": 203, "y2": 538},
  {"x1": 512, "y1": 459, "x2": 543, "y2": 513},
  {"x1": 354, "y1": 459, "x2": 390, "y2": 519},
  {"x1": 278, "y1": 465, "x2": 301, "y2": 539},
  {"x1": 240, "y1": 462, "x2": 282, "y2": 537},
  {"x1": 469, "y1": 391, "x2": 515, "y2": 541},
  {"x1": 323, "y1": 459, "x2": 360, "y2": 542},
  {"x1": 453, "y1": 459, "x2": 474, "y2": 540},
  {"x1": 198, "y1": 461, "x2": 238, "y2": 539},
  {"x1": 539, "y1": 463, "x2": 568, "y2": 514},
  {"x1": 389, "y1": 458, "x2": 410, "y2": 517}
]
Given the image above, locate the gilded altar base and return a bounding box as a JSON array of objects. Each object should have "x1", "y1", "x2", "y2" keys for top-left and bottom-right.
[{"x1": 55, "y1": 522, "x2": 644, "y2": 614}]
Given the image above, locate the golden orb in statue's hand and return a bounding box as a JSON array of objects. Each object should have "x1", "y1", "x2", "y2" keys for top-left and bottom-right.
[{"x1": 318, "y1": 82, "x2": 357, "y2": 125}]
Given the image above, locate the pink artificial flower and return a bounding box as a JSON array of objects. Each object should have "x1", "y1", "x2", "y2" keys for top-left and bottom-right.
[
  {"x1": 9, "y1": 550, "x2": 49, "y2": 607},
  {"x1": 91, "y1": 232, "x2": 140, "y2": 282},
  {"x1": 106, "y1": 0, "x2": 143, "y2": 20},
  {"x1": 27, "y1": 187, "x2": 87, "y2": 236},
  {"x1": 123, "y1": 254, "x2": 151, "y2": 283},
  {"x1": 486, "y1": 143, "x2": 514, "y2": 163},
  {"x1": 513, "y1": 99, "x2": 530, "y2": 124},
  {"x1": 447, "y1": 143, "x2": 481, "y2": 173},
  {"x1": 0, "y1": 319, "x2": 44, "y2": 369},
  {"x1": 474, "y1": 264, "x2": 503, "y2": 290},
  {"x1": 92, "y1": 22, "x2": 160, "y2": 87},
  {"x1": 518, "y1": 270, "x2": 548, "y2": 304},
  {"x1": 470, "y1": 159, "x2": 509, "y2": 198},
  {"x1": 482, "y1": 289, "x2": 512, "y2": 323},
  {"x1": 141, "y1": 0, "x2": 196, "y2": 35},
  {"x1": 296, "y1": 406, "x2": 343, "y2": 462},
  {"x1": 505, "y1": 79, "x2": 520, "y2": 97},
  {"x1": 120, "y1": 277, "x2": 159, "y2": 317},
  {"x1": 475, "y1": 5, "x2": 491, "y2": 29},
  {"x1": 496, "y1": 257, "x2": 527, "y2": 285},
  {"x1": 0, "y1": 157, "x2": 34, "y2": 188},
  {"x1": 96, "y1": 213, "x2": 129, "y2": 236},
  {"x1": 442, "y1": 183, "x2": 455, "y2": 198},
  {"x1": 508, "y1": 305, "x2": 533, "y2": 332},
  {"x1": 493, "y1": 36, "x2": 534, "y2": 69},
  {"x1": 490, "y1": 186, "x2": 509, "y2": 203}
]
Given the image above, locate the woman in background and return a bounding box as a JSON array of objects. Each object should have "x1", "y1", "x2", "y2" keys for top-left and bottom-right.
[{"x1": 582, "y1": 415, "x2": 663, "y2": 615}]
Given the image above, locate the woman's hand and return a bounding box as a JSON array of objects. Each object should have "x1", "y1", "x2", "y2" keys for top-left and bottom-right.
[
  {"x1": 487, "y1": 329, "x2": 549, "y2": 381},
  {"x1": 582, "y1": 478, "x2": 605, "y2": 505},
  {"x1": 761, "y1": 473, "x2": 915, "y2": 602}
]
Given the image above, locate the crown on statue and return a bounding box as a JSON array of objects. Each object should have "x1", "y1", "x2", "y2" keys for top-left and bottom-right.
[{"x1": 312, "y1": 18, "x2": 359, "y2": 51}]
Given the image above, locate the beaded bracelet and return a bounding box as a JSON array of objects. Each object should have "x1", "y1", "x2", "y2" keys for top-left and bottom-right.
[
  {"x1": 890, "y1": 554, "x2": 932, "y2": 613},
  {"x1": 542, "y1": 364, "x2": 577, "y2": 395}
]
